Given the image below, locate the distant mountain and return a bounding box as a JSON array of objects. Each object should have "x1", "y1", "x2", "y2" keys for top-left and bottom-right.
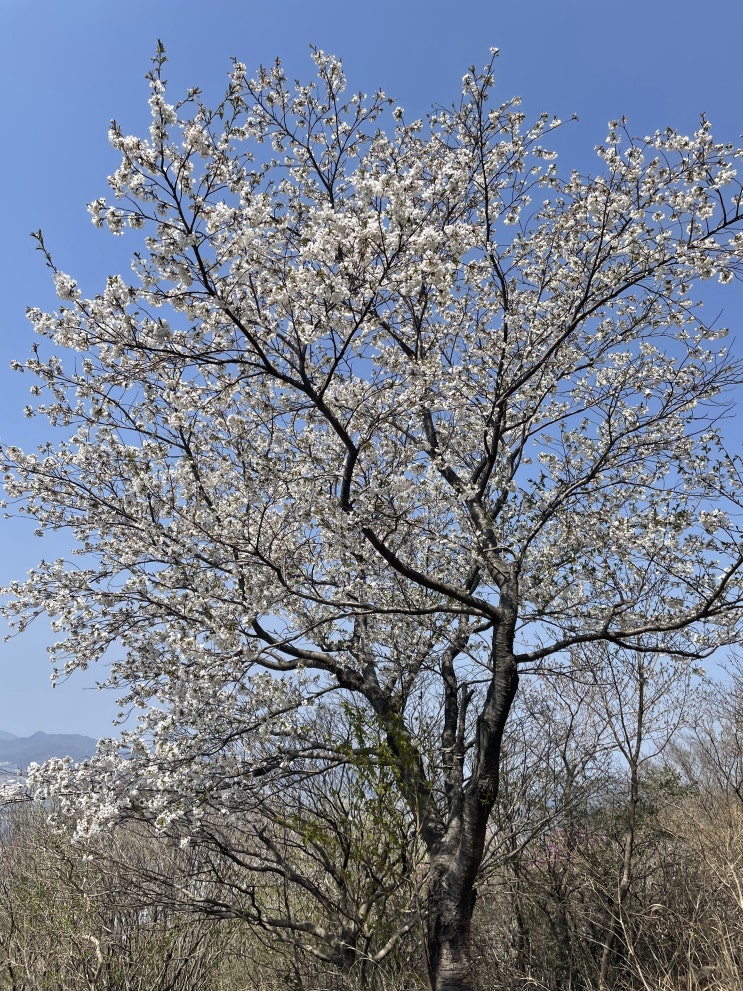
[{"x1": 0, "y1": 731, "x2": 97, "y2": 771}]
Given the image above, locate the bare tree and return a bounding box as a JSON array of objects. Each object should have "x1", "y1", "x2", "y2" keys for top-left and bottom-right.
[
  {"x1": 568, "y1": 646, "x2": 696, "y2": 989},
  {"x1": 103, "y1": 706, "x2": 426, "y2": 987},
  {"x1": 0, "y1": 802, "x2": 232, "y2": 991}
]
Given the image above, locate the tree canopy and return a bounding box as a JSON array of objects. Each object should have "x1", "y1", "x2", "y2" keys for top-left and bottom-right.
[{"x1": 3, "y1": 47, "x2": 743, "y2": 990}]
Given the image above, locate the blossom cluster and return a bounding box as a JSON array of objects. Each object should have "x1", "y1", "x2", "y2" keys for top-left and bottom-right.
[{"x1": 2, "y1": 51, "x2": 743, "y2": 832}]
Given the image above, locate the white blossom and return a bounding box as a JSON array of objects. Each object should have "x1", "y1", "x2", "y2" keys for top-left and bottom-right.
[{"x1": 2, "y1": 54, "x2": 743, "y2": 976}]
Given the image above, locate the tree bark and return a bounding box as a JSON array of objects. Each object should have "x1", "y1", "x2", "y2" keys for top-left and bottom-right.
[
  {"x1": 425, "y1": 638, "x2": 519, "y2": 991},
  {"x1": 426, "y1": 865, "x2": 479, "y2": 991}
]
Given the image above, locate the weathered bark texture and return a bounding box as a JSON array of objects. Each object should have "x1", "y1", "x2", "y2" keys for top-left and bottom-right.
[{"x1": 424, "y1": 634, "x2": 520, "y2": 991}]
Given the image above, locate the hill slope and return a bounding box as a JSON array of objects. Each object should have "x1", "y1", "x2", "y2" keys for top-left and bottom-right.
[{"x1": 0, "y1": 731, "x2": 97, "y2": 770}]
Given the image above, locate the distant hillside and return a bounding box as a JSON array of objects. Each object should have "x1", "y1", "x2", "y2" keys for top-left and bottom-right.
[{"x1": 0, "y1": 731, "x2": 97, "y2": 771}]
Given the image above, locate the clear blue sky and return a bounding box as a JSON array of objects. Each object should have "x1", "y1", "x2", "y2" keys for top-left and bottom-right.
[{"x1": 1, "y1": 0, "x2": 742, "y2": 737}]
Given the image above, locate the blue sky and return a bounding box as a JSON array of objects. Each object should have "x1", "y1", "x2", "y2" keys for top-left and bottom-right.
[{"x1": 1, "y1": 0, "x2": 742, "y2": 737}]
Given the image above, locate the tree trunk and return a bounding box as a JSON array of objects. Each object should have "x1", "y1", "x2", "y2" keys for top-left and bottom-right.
[
  {"x1": 597, "y1": 660, "x2": 643, "y2": 991},
  {"x1": 597, "y1": 783, "x2": 637, "y2": 989},
  {"x1": 426, "y1": 865, "x2": 478, "y2": 991},
  {"x1": 425, "y1": 637, "x2": 520, "y2": 991}
]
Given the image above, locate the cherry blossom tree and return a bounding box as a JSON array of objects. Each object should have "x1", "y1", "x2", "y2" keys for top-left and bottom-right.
[{"x1": 3, "y1": 44, "x2": 743, "y2": 991}]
